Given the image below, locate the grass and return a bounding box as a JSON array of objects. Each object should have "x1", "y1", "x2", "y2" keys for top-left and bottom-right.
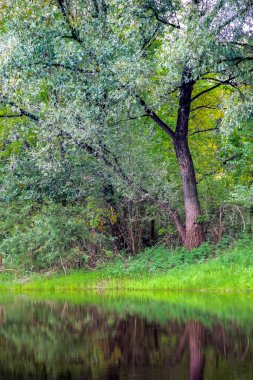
[{"x1": 1, "y1": 236, "x2": 252, "y2": 292}]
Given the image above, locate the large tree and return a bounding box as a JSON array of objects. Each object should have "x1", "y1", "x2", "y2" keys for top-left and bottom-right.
[{"x1": 0, "y1": 0, "x2": 252, "y2": 248}]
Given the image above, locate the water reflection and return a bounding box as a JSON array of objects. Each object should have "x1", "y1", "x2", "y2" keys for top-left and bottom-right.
[
  {"x1": 0, "y1": 294, "x2": 252, "y2": 379},
  {"x1": 167, "y1": 321, "x2": 206, "y2": 380}
]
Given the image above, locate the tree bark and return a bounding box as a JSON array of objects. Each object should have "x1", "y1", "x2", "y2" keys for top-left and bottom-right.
[
  {"x1": 174, "y1": 138, "x2": 204, "y2": 249},
  {"x1": 174, "y1": 68, "x2": 205, "y2": 249}
]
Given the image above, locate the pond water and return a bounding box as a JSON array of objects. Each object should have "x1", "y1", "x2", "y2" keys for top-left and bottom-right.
[{"x1": 0, "y1": 292, "x2": 253, "y2": 379}]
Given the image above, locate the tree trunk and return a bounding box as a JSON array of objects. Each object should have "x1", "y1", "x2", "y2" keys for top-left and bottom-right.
[
  {"x1": 174, "y1": 67, "x2": 205, "y2": 249},
  {"x1": 139, "y1": 67, "x2": 205, "y2": 249},
  {"x1": 174, "y1": 138, "x2": 204, "y2": 249}
]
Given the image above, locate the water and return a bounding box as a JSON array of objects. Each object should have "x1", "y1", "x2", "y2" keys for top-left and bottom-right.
[{"x1": 0, "y1": 292, "x2": 253, "y2": 379}]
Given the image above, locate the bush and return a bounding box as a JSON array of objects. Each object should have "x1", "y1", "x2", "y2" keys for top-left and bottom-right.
[{"x1": 0, "y1": 201, "x2": 113, "y2": 271}]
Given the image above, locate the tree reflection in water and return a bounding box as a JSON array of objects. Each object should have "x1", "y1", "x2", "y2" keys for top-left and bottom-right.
[
  {"x1": 167, "y1": 321, "x2": 206, "y2": 380},
  {"x1": 0, "y1": 296, "x2": 252, "y2": 379}
]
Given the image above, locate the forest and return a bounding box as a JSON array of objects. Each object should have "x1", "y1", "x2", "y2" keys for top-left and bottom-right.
[{"x1": 0, "y1": 0, "x2": 252, "y2": 277}]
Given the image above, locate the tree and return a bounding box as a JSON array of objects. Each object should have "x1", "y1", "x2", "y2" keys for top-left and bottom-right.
[
  {"x1": 0, "y1": 0, "x2": 252, "y2": 249},
  {"x1": 136, "y1": 0, "x2": 252, "y2": 248}
]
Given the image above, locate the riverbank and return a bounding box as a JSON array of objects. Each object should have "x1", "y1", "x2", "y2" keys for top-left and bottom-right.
[{"x1": 1, "y1": 237, "x2": 252, "y2": 292}]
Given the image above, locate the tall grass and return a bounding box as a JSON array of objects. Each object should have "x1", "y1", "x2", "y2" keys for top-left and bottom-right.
[{"x1": 2, "y1": 236, "x2": 253, "y2": 292}]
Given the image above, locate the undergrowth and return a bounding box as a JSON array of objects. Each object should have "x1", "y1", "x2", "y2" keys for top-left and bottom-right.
[
  {"x1": 103, "y1": 241, "x2": 215, "y2": 277},
  {"x1": 1, "y1": 235, "x2": 253, "y2": 291}
]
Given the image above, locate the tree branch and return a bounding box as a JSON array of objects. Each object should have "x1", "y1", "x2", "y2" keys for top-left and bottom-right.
[
  {"x1": 197, "y1": 155, "x2": 240, "y2": 183},
  {"x1": 218, "y1": 56, "x2": 253, "y2": 66},
  {"x1": 0, "y1": 114, "x2": 26, "y2": 118},
  {"x1": 56, "y1": 0, "x2": 83, "y2": 43},
  {"x1": 0, "y1": 97, "x2": 39, "y2": 121},
  {"x1": 190, "y1": 127, "x2": 218, "y2": 136},
  {"x1": 190, "y1": 105, "x2": 217, "y2": 113},
  {"x1": 150, "y1": 8, "x2": 180, "y2": 28},
  {"x1": 137, "y1": 96, "x2": 175, "y2": 139},
  {"x1": 142, "y1": 25, "x2": 160, "y2": 50},
  {"x1": 228, "y1": 41, "x2": 253, "y2": 50},
  {"x1": 154, "y1": 14, "x2": 180, "y2": 29},
  {"x1": 191, "y1": 78, "x2": 235, "y2": 102}
]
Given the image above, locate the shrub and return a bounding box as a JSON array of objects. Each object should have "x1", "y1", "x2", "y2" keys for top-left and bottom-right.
[{"x1": 0, "y1": 201, "x2": 113, "y2": 271}]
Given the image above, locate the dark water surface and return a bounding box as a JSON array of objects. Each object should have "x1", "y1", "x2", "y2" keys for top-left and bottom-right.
[{"x1": 0, "y1": 292, "x2": 253, "y2": 379}]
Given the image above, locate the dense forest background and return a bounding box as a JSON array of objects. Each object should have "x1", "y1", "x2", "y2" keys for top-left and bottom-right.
[{"x1": 0, "y1": 0, "x2": 252, "y2": 271}]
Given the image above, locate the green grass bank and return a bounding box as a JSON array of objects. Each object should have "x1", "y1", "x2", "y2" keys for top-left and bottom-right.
[{"x1": 1, "y1": 237, "x2": 253, "y2": 292}]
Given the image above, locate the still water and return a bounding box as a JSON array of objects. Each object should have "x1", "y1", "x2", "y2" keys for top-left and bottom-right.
[{"x1": 0, "y1": 292, "x2": 253, "y2": 379}]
